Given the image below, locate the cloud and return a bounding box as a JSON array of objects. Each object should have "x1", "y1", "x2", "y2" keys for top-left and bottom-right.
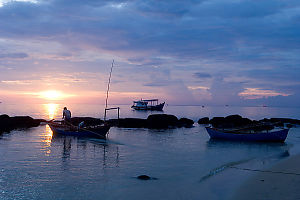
[
  {"x1": 0, "y1": 0, "x2": 300, "y2": 105},
  {"x1": 239, "y1": 88, "x2": 291, "y2": 99},
  {"x1": 0, "y1": 52, "x2": 28, "y2": 59},
  {"x1": 1, "y1": 80, "x2": 32, "y2": 85},
  {"x1": 188, "y1": 86, "x2": 209, "y2": 90},
  {"x1": 193, "y1": 72, "x2": 212, "y2": 79}
]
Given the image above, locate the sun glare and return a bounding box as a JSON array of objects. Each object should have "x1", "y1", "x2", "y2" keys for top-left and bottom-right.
[
  {"x1": 45, "y1": 103, "x2": 59, "y2": 119},
  {"x1": 40, "y1": 90, "x2": 64, "y2": 100}
]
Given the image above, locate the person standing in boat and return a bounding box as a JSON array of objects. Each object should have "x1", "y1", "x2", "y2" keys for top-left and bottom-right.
[{"x1": 62, "y1": 107, "x2": 72, "y2": 124}]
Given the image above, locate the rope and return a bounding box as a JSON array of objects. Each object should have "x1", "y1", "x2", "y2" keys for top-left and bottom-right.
[
  {"x1": 229, "y1": 166, "x2": 300, "y2": 176},
  {"x1": 61, "y1": 120, "x2": 108, "y2": 138}
]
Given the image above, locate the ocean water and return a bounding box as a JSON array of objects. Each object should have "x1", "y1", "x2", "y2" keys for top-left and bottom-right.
[{"x1": 1, "y1": 103, "x2": 300, "y2": 200}]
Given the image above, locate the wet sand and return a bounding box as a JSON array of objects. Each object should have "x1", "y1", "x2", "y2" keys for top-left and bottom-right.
[{"x1": 232, "y1": 154, "x2": 300, "y2": 200}]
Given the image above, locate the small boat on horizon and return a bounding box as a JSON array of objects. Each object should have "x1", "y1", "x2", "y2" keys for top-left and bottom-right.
[
  {"x1": 131, "y1": 99, "x2": 165, "y2": 111},
  {"x1": 49, "y1": 122, "x2": 110, "y2": 139},
  {"x1": 205, "y1": 127, "x2": 289, "y2": 142}
]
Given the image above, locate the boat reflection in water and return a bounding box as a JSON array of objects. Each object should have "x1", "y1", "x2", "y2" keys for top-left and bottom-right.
[{"x1": 50, "y1": 132, "x2": 120, "y2": 169}]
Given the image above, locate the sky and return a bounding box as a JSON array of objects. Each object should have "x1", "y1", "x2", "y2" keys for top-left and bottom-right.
[{"x1": 0, "y1": 0, "x2": 300, "y2": 106}]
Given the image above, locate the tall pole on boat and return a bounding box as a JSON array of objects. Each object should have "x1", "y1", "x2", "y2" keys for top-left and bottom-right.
[{"x1": 104, "y1": 60, "x2": 114, "y2": 121}]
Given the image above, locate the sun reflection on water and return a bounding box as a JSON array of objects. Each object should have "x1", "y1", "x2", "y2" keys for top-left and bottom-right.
[
  {"x1": 41, "y1": 125, "x2": 53, "y2": 156},
  {"x1": 44, "y1": 103, "x2": 59, "y2": 119}
]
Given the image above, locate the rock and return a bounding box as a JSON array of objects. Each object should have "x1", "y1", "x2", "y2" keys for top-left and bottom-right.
[
  {"x1": 224, "y1": 115, "x2": 252, "y2": 127},
  {"x1": 0, "y1": 115, "x2": 41, "y2": 133},
  {"x1": 106, "y1": 119, "x2": 119, "y2": 126},
  {"x1": 147, "y1": 114, "x2": 178, "y2": 129},
  {"x1": 137, "y1": 175, "x2": 158, "y2": 180},
  {"x1": 10, "y1": 116, "x2": 41, "y2": 127},
  {"x1": 270, "y1": 118, "x2": 300, "y2": 125},
  {"x1": 198, "y1": 117, "x2": 209, "y2": 124},
  {"x1": 178, "y1": 118, "x2": 194, "y2": 128},
  {"x1": 210, "y1": 115, "x2": 252, "y2": 128},
  {"x1": 209, "y1": 117, "x2": 225, "y2": 128},
  {"x1": 117, "y1": 118, "x2": 147, "y2": 128},
  {"x1": 71, "y1": 117, "x2": 104, "y2": 126},
  {"x1": 137, "y1": 175, "x2": 151, "y2": 180},
  {"x1": 0, "y1": 114, "x2": 10, "y2": 120}
]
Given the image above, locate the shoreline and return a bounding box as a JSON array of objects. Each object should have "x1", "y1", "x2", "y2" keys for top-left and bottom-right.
[{"x1": 232, "y1": 154, "x2": 300, "y2": 200}]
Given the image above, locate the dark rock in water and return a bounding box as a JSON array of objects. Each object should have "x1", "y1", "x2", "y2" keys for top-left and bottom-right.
[
  {"x1": 11, "y1": 116, "x2": 41, "y2": 127},
  {"x1": 106, "y1": 119, "x2": 119, "y2": 127},
  {"x1": 147, "y1": 114, "x2": 178, "y2": 129},
  {"x1": 137, "y1": 175, "x2": 158, "y2": 180},
  {"x1": 0, "y1": 115, "x2": 41, "y2": 133},
  {"x1": 210, "y1": 115, "x2": 253, "y2": 128},
  {"x1": 106, "y1": 118, "x2": 147, "y2": 128},
  {"x1": 270, "y1": 118, "x2": 300, "y2": 125},
  {"x1": 260, "y1": 118, "x2": 300, "y2": 127},
  {"x1": 116, "y1": 118, "x2": 147, "y2": 128},
  {"x1": 107, "y1": 116, "x2": 191, "y2": 129},
  {"x1": 71, "y1": 117, "x2": 104, "y2": 126},
  {"x1": 198, "y1": 117, "x2": 209, "y2": 124},
  {"x1": 178, "y1": 118, "x2": 194, "y2": 128},
  {"x1": 209, "y1": 117, "x2": 225, "y2": 128},
  {"x1": 225, "y1": 115, "x2": 252, "y2": 127},
  {"x1": 137, "y1": 175, "x2": 151, "y2": 180},
  {"x1": 0, "y1": 114, "x2": 10, "y2": 120}
]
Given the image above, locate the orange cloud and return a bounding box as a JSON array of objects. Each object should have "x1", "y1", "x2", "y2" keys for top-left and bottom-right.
[{"x1": 239, "y1": 88, "x2": 291, "y2": 99}]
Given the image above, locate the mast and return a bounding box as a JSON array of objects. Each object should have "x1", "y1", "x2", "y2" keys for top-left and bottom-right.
[{"x1": 104, "y1": 60, "x2": 114, "y2": 120}]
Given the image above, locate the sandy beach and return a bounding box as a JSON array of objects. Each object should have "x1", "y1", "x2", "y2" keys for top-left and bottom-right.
[{"x1": 233, "y1": 154, "x2": 300, "y2": 200}]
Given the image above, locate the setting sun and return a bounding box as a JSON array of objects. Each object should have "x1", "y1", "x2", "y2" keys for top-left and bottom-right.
[{"x1": 40, "y1": 90, "x2": 64, "y2": 100}]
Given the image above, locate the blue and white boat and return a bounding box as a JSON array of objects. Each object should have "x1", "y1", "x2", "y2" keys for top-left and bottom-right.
[
  {"x1": 131, "y1": 99, "x2": 165, "y2": 111},
  {"x1": 205, "y1": 127, "x2": 289, "y2": 142}
]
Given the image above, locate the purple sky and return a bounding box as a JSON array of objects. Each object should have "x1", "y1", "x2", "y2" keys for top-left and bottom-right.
[{"x1": 0, "y1": 0, "x2": 299, "y2": 106}]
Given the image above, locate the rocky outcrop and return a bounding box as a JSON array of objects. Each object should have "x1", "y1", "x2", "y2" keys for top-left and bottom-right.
[
  {"x1": 71, "y1": 117, "x2": 104, "y2": 126},
  {"x1": 178, "y1": 118, "x2": 194, "y2": 128},
  {"x1": 198, "y1": 117, "x2": 210, "y2": 124},
  {"x1": 210, "y1": 115, "x2": 253, "y2": 128},
  {"x1": 116, "y1": 118, "x2": 147, "y2": 128},
  {"x1": 106, "y1": 115, "x2": 194, "y2": 129},
  {"x1": 136, "y1": 175, "x2": 158, "y2": 180},
  {"x1": 261, "y1": 118, "x2": 300, "y2": 125},
  {"x1": 146, "y1": 114, "x2": 179, "y2": 129},
  {"x1": 0, "y1": 114, "x2": 42, "y2": 133}
]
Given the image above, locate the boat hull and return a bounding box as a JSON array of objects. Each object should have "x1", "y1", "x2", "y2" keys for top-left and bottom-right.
[
  {"x1": 205, "y1": 127, "x2": 289, "y2": 142},
  {"x1": 132, "y1": 102, "x2": 165, "y2": 111},
  {"x1": 49, "y1": 123, "x2": 110, "y2": 139}
]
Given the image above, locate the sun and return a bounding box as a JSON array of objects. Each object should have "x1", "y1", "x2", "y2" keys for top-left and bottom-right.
[{"x1": 40, "y1": 90, "x2": 64, "y2": 100}]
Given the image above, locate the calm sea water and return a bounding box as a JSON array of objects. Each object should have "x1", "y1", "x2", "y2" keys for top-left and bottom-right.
[{"x1": 1, "y1": 103, "x2": 300, "y2": 200}]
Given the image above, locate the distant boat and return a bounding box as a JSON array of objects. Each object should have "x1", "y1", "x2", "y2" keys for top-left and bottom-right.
[
  {"x1": 205, "y1": 127, "x2": 289, "y2": 142},
  {"x1": 131, "y1": 99, "x2": 165, "y2": 111},
  {"x1": 49, "y1": 122, "x2": 110, "y2": 139}
]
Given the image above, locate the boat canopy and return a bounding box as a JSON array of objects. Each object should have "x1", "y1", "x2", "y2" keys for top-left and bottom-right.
[{"x1": 133, "y1": 99, "x2": 158, "y2": 103}]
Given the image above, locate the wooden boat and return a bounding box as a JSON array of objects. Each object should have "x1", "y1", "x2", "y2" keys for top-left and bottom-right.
[
  {"x1": 205, "y1": 127, "x2": 289, "y2": 142},
  {"x1": 49, "y1": 122, "x2": 110, "y2": 139},
  {"x1": 131, "y1": 99, "x2": 165, "y2": 111}
]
